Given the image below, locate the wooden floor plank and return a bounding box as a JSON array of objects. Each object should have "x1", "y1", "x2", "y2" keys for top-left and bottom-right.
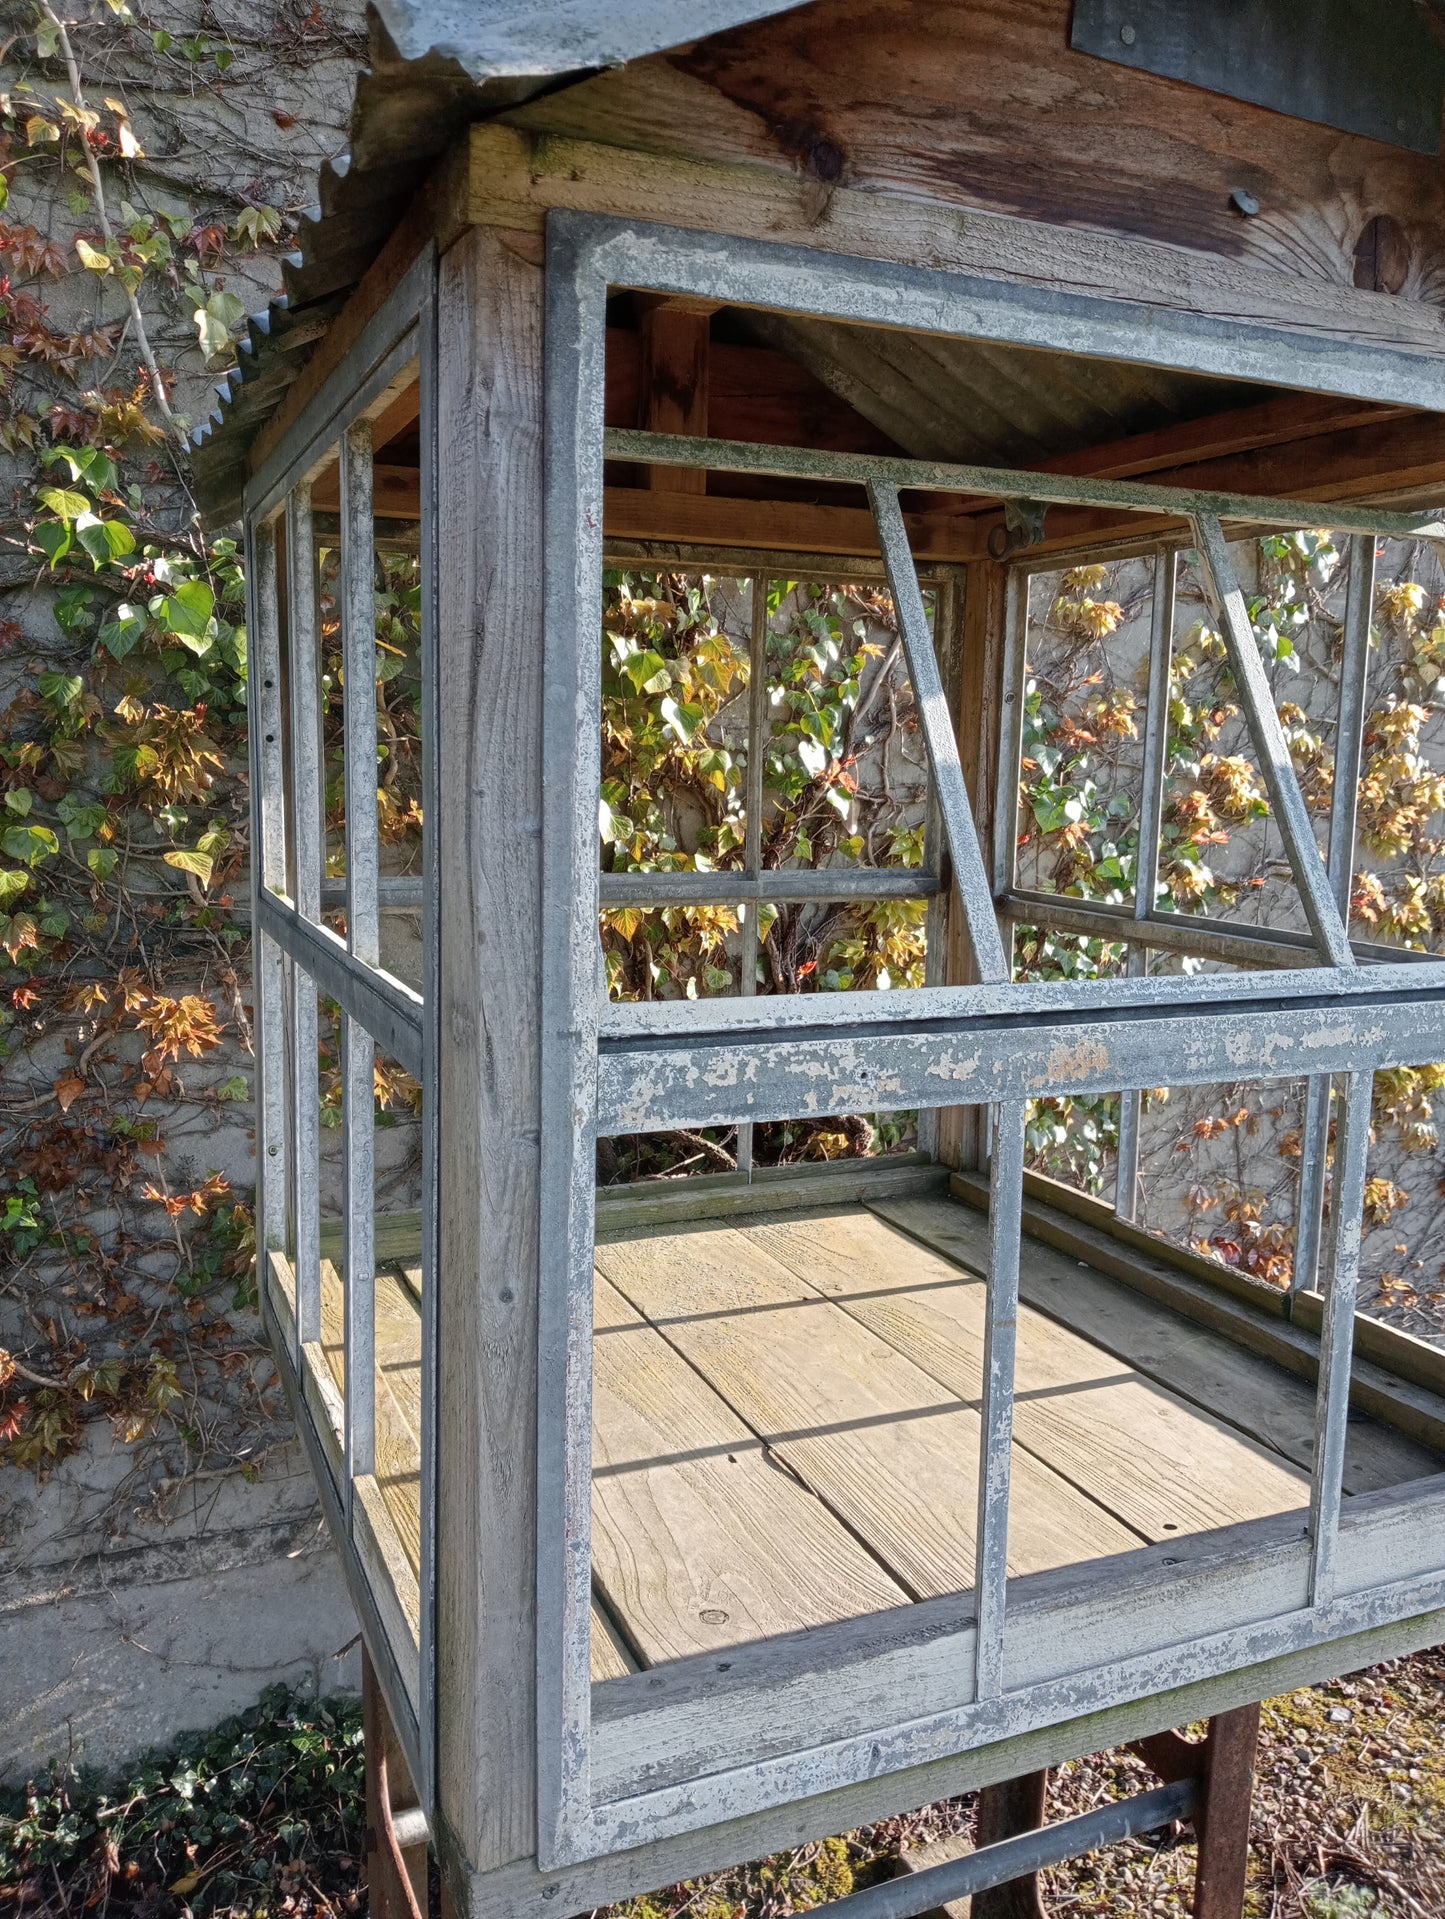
[
  {"x1": 591, "y1": 1273, "x2": 908, "y2": 1662},
  {"x1": 869, "y1": 1194, "x2": 1440, "y2": 1497},
  {"x1": 316, "y1": 1256, "x2": 634, "y2": 1678},
  {"x1": 745, "y1": 1208, "x2": 1311, "y2": 1545},
  {"x1": 596, "y1": 1227, "x2": 1142, "y2": 1600}
]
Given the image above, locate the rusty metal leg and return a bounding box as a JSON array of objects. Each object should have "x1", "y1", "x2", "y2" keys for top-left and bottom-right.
[
  {"x1": 363, "y1": 1645, "x2": 428, "y2": 1919},
  {"x1": 1191, "y1": 1705, "x2": 1260, "y2": 1919},
  {"x1": 1130, "y1": 1704, "x2": 1260, "y2": 1919},
  {"x1": 972, "y1": 1770, "x2": 1050, "y2": 1919}
]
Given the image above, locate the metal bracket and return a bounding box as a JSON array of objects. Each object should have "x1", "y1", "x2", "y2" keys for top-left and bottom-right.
[{"x1": 987, "y1": 499, "x2": 1049, "y2": 561}]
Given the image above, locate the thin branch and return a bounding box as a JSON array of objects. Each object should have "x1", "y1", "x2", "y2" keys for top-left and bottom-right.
[{"x1": 41, "y1": 3, "x2": 186, "y2": 445}]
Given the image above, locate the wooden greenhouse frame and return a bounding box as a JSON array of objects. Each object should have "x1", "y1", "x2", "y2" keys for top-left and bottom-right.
[{"x1": 195, "y1": 6, "x2": 1445, "y2": 1916}]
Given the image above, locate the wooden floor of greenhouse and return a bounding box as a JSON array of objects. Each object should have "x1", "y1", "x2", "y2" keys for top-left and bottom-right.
[{"x1": 295, "y1": 1193, "x2": 1442, "y2": 1682}]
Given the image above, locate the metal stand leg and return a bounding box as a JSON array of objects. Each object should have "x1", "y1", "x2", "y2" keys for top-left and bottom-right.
[
  {"x1": 1132, "y1": 1702, "x2": 1260, "y2": 1919},
  {"x1": 973, "y1": 1772, "x2": 1050, "y2": 1919},
  {"x1": 364, "y1": 1645, "x2": 429, "y2": 1919}
]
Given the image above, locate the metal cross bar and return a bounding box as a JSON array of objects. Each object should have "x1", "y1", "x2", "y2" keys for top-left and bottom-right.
[
  {"x1": 1190, "y1": 514, "x2": 1355, "y2": 969},
  {"x1": 974, "y1": 1100, "x2": 1026, "y2": 1698},
  {"x1": 803, "y1": 1780, "x2": 1197, "y2": 1919},
  {"x1": 1114, "y1": 549, "x2": 1176, "y2": 1222},
  {"x1": 870, "y1": 482, "x2": 1009, "y2": 984},
  {"x1": 1000, "y1": 891, "x2": 1441, "y2": 972},
  {"x1": 596, "y1": 968, "x2": 1445, "y2": 1134},
  {"x1": 606, "y1": 428, "x2": 1445, "y2": 541},
  {"x1": 1309, "y1": 1068, "x2": 1373, "y2": 1607},
  {"x1": 600, "y1": 868, "x2": 940, "y2": 907}
]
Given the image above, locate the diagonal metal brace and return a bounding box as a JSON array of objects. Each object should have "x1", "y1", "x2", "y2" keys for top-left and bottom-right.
[
  {"x1": 1189, "y1": 513, "x2": 1355, "y2": 969},
  {"x1": 868, "y1": 480, "x2": 1011, "y2": 985},
  {"x1": 814, "y1": 1781, "x2": 1196, "y2": 1919}
]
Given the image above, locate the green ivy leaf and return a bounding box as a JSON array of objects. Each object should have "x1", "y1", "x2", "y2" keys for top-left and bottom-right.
[
  {"x1": 2, "y1": 824, "x2": 59, "y2": 867},
  {"x1": 87, "y1": 846, "x2": 119, "y2": 879},
  {"x1": 0, "y1": 869, "x2": 30, "y2": 906},
  {"x1": 37, "y1": 673, "x2": 83, "y2": 708},
  {"x1": 100, "y1": 604, "x2": 147, "y2": 659},
  {"x1": 75, "y1": 515, "x2": 137, "y2": 568},
  {"x1": 33, "y1": 520, "x2": 72, "y2": 565},
  {"x1": 38, "y1": 487, "x2": 90, "y2": 521},
  {"x1": 164, "y1": 847, "x2": 214, "y2": 884}
]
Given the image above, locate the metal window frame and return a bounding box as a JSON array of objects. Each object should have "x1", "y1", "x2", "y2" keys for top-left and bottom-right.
[
  {"x1": 245, "y1": 244, "x2": 439, "y2": 1811},
  {"x1": 540, "y1": 209, "x2": 1445, "y2": 1873},
  {"x1": 597, "y1": 547, "x2": 968, "y2": 1171},
  {"x1": 996, "y1": 527, "x2": 1386, "y2": 1254}
]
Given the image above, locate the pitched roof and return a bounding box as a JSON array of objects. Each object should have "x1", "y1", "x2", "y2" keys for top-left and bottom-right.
[{"x1": 372, "y1": 0, "x2": 806, "y2": 81}]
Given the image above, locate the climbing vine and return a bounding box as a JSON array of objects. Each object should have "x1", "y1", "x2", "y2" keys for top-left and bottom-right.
[{"x1": 0, "y1": 0, "x2": 366, "y2": 1480}]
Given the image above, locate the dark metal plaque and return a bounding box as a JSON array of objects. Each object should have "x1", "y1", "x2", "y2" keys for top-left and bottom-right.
[{"x1": 1071, "y1": 0, "x2": 1445, "y2": 154}]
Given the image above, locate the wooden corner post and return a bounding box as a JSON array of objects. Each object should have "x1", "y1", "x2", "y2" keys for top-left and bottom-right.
[{"x1": 434, "y1": 219, "x2": 547, "y2": 1894}]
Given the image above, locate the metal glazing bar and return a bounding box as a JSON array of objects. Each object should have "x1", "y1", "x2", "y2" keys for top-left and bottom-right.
[
  {"x1": 257, "y1": 888, "x2": 423, "y2": 1079},
  {"x1": 1309, "y1": 1068, "x2": 1373, "y2": 1606},
  {"x1": 252, "y1": 518, "x2": 287, "y2": 894},
  {"x1": 918, "y1": 571, "x2": 966, "y2": 1160},
  {"x1": 287, "y1": 486, "x2": 323, "y2": 922},
  {"x1": 992, "y1": 569, "x2": 1029, "y2": 902},
  {"x1": 413, "y1": 256, "x2": 441, "y2": 1815},
  {"x1": 1115, "y1": 548, "x2": 1176, "y2": 1221},
  {"x1": 1296, "y1": 539, "x2": 1378, "y2": 1294},
  {"x1": 246, "y1": 515, "x2": 289, "y2": 1261},
  {"x1": 600, "y1": 868, "x2": 941, "y2": 907},
  {"x1": 342, "y1": 419, "x2": 380, "y2": 970},
  {"x1": 1190, "y1": 515, "x2": 1354, "y2": 969},
  {"x1": 870, "y1": 482, "x2": 1008, "y2": 984},
  {"x1": 1135, "y1": 550, "x2": 1176, "y2": 926},
  {"x1": 1112, "y1": 973, "x2": 1144, "y2": 1223},
  {"x1": 1294, "y1": 1076, "x2": 1332, "y2": 1300},
  {"x1": 1329, "y1": 537, "x2": 1377, "y2": 913},
  {"x1": 291, "y1": 964, "x2": 321, "y2": 1350},
  {"x1": 255, "y1": 930, "x2": 289, "y2": 1258},
  {"x1": 802, "y1": 1781, "x2": 1197, "y2": 1919},
  {"x1": 607, "y1": 429, "x2": 1445, "y2": 541},
  {"x1": 737, "y1": 576, "x2": 769, "y2": 1179},
  {"x1": 342, "y1": 1012, "x2": 376, "y2": 1506},
  {"x1": 975, "y1": 1099, "x2": 1026, "y2": 1699}
]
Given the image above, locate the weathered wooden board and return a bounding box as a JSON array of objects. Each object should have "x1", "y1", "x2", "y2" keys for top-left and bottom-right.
[
  {"x1": 870, "y1": 1194, "x2": 1440, "y2": 1496},
  {"x1": 316, "y1": 1253, "x2": 638, "y2": 1682},
  {"x1": 434, "y1": 225, "x2": 547, "y2": 1873},
  {"x1": 504, "y1": 0, "x2": 1445, "y2": 316},
  {"x1": 591, "y1": 1273, "x2": 908, "y2": 1662},
  {"x1": 747, "y1": 1208, "x2": 1312, "y2": 1541},
  {"x1": 595, "y1": 1226, "x2": 1142, "y2": 1596}
]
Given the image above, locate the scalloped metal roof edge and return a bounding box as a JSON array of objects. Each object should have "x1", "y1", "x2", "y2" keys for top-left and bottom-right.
[{"x1": 189, "y1": 0, "x2": 809, "y2": 523}]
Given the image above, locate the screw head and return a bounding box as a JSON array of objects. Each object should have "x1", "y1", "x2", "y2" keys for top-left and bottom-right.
[
  {"x1": 1230, "y1": 188, "x2": 1262, "y2": 217},
  {"x1": 1120, "y1": 22, "x2": 1137, "y2": 44}
]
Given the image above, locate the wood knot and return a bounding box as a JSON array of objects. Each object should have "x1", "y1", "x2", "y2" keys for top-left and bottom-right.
[{"x1": 1353, "y1": 214, "x2": 1411, "y2": 295}]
